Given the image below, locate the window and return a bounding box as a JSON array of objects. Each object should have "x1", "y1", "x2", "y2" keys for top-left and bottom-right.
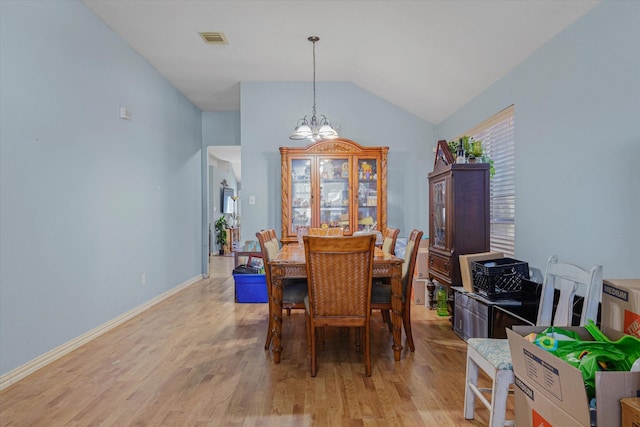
[{"x1": 464, "y1": 105, "x2": 516, "y2": 256}]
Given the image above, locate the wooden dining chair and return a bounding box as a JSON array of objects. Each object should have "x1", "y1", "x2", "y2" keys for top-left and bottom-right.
[
  {"x1": 308, "y1": 227, "x2": 344, "y2": 236},
  {"x1": 267, "y1": 229, "x2": 280, "y2": 250},
  {"x1": 373, "y1": 226, "x2": 399, "y2": 327},
  {"x1": 303, "y1": 234, "x2": 376, "y2": 377},
  {"x1": 370, "y1": 229, "x2": 424, "y2": 351},
  {"x1": 296, "y1": 226, "x2": 343, "y2": 246},
  {"x1": 464, "y1": 255, "x2": 603, "y2": 427},
  {"x1": 256, "y1": 229, "x2": 307, "y2": 350},
  {"x1": 381, "y1": 227, "x2": 400, "y2": 255}
]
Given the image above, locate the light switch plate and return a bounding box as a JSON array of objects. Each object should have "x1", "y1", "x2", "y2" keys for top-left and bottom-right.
[{"x1": 119, "y1": 107, "x2": 131, "y2": 120}]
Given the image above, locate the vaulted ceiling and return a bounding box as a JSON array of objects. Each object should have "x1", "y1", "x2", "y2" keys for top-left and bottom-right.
[{"x1": 83, "y1": 0, "x2": 599, "y2": 125}]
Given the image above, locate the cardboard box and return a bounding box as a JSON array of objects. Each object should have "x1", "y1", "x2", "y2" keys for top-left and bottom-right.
[
  {"x1": 513, "y1": 382, "x2": 584, "y2": 427},
  {"x1": 419, "y1": 237, "x2": 429, "y2": 250},
  {"x1": 621, "y1": 397, "x2": 640, "y2": 427},
  {"x1": 459, "y1": 251, "x2": 504, "y2": 293},
  {"x1": 412, "y1": 278, "x2": 427, "y2": 305},
  {"x1": 507, "y1": 326, "x2": 640, "y2": 427},
  {"x1": 415, "y1": 248, "x2": 429, "y2": 278},
  {"x1": 602, "y1": 279, "x2": 640, "y2": 338},
  {"x1": 233, "y1": 274, "x2": 268, "y2": 303}
]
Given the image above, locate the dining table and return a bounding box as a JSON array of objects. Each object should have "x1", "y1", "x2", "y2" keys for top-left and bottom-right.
[{"x1": 268, "y1": 243, "x2": 404, "y2": 363}]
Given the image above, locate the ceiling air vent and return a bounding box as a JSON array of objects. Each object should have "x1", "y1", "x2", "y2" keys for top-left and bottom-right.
[{"x1": 199, "y1": 32, "x2": 228, "y2": 45}]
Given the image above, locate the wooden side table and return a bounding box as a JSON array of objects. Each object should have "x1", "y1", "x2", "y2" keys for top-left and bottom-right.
[{"x1": 234, "y1": 242, "x2": 262, "y2": 267}]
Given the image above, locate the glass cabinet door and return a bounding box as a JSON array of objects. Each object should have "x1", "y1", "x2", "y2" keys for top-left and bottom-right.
[
  {"x1": 290, "y1": 158, "x2": 312, "y2": 234},
  {"x1": 432, "y1": 178, "x2": 447, "y2": 248},
  {"x1": 356, "y1": 158, "x2": 379, "y2": 231},
  {"x1": 280, "y1": 140, "x2": 388, "y2": 244},
  {"x1": 318, "y1": 157, "x2": 350, "y2": 232}
]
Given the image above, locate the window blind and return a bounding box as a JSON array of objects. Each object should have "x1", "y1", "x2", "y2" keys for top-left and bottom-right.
[{"x1": 461, "y1": 105, "x2": 516, "y2": 256}]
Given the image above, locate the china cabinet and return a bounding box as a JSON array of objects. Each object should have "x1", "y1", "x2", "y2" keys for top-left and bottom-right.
[
  {"x1": 280, "y1": 138, "x2": 388, "y2": 244},
  {"x1": 428, "y1": 141, "x2": 490, "y2": 290}
]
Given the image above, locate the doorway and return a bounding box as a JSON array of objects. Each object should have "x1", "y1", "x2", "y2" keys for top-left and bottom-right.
[{"x1": 205, "y1": 146, "x2": 241, "y2": 275}]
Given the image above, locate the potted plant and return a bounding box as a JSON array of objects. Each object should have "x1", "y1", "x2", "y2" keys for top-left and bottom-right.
[
  {"x1": 447, "y1": 136, "x2": 495, "y2": 178},
  {"x1": 215, "y1": 215, "x2": 228, "y2": 255}
]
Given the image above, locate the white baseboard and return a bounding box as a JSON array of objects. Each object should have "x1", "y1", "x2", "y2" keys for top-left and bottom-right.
[{"x1": 0, "y1": 275, "x2": 203, "y2": 391}]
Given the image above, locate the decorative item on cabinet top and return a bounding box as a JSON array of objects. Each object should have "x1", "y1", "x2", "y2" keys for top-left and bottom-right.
[{"x1": 445, "y1": 137, "x2": 495, "y2": 178}]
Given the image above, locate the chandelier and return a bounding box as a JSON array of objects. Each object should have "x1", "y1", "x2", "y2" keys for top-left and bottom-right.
[{"x1": 290, "y1": 36, "x2": 339, "y2": 141}]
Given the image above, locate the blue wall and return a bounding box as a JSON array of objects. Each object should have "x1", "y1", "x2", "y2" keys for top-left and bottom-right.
[
  {"x1": 203, "y1": 111, "x2": 241, "y2": 147},
  {"x1": 0, "y1": 1, "x2": 203, "y2": 375},
  {"x1": 436, "y1": 1, "x2": 640, "y2": 277},
  {"x1": 239, "y1": 82, "x2": 434, "y2": 243}
]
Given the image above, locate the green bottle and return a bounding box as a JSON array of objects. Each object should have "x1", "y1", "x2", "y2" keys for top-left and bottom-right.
[{"x1": 436, "y1": 286, "x2": 449, "y2": 316}]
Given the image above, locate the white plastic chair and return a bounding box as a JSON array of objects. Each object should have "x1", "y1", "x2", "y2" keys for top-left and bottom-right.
[{"x1": 463, "y1": 255, "x2": 603, "y2": 426}]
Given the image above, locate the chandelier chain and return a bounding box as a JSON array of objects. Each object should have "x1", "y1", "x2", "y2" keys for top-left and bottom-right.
[{"x1": 312, "y1": 38, "x2": 317, "y2": 117}]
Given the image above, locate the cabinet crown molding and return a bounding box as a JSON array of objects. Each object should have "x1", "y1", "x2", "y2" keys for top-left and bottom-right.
[{"x1": 280, "y1": 138, "x2": 388, "y2": 156}]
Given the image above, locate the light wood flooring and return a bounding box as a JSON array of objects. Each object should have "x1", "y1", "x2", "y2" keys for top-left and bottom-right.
[{"x1": 0, "y1": 255, "x2": 509, "y2": 426}]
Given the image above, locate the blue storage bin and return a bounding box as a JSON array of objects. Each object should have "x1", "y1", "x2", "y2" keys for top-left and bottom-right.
[{"x1": 233, "y1": 273, "x2": 268, "y2": 303}]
